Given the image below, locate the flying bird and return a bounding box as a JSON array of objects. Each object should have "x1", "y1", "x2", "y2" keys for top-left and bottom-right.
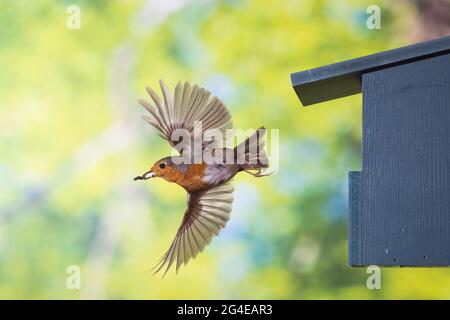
[{"x1": 135, "y1": 80, "x2": 271, "y2": 276}]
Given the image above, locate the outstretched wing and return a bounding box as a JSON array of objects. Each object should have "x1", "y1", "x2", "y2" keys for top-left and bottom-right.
[
  {"x1": 139, "y1": 80, "x2": 233, "y2": 154},
  {"x1": 153, "y1": 183, "x2": 234, "y2": 276}
]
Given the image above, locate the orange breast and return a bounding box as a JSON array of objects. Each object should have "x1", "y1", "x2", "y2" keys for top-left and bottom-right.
[{"x1": 175, "y1": 163, "x2": 209, "y2": 192}]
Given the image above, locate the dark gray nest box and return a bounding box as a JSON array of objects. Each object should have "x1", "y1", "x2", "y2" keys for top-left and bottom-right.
[{"x1": 291, "y1": 35, "x2": 450, "y2": 267}]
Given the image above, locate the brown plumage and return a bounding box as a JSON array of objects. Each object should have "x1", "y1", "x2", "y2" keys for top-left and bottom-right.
[{"x1": 135, "y1": 80, "x2": 271, "y2": 276}]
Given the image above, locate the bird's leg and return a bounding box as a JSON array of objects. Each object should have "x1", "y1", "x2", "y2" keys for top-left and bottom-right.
[
  {"x1": 243, "y1": 168, "x2": 275, "y2": 177},
  {"x1": 243, "y1": 169, "x2": 262, "y2": 177}
]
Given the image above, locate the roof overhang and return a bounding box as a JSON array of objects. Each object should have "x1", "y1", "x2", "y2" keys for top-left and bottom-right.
[{"x1": 291, "y1": 35, "x2": 450, "y2": 106}]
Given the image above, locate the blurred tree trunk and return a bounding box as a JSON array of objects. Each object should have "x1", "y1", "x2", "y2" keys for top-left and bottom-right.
[{"x1": 410, "y1": 0, "x2": 450, "y2": 41}]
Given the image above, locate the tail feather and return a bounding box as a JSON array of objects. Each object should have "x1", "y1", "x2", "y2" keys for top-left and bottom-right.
[{"x1": 234, "y1": 126, "x2": 269, "y2": 171}]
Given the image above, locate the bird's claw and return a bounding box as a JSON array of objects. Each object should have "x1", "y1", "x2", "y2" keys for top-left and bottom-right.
[{"x1": 243, "y1": 168, "x2": 273, "y2": 177}]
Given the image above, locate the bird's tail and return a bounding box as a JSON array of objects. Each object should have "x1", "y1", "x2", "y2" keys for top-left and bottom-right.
[{"x1": 234, "y1": 126, "x2": 270, "y2": 174}]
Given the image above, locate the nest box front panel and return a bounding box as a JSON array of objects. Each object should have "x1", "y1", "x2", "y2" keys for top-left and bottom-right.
[{"x1": 351, "y1": 53, "x2": 450, "y2": 266}]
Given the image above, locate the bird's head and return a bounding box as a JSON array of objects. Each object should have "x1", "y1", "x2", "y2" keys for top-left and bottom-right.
[{"x1": 134, "y1": 156, "x2": 179, "y2": 183}]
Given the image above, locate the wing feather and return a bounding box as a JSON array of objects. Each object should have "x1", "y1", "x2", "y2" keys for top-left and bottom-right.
[
  {"x1": 159, "y1": 80, "x2": 174, "y2": 131},
  {"x1": 153, "y1": 183, "x2": 234, "y2": 276},
  {"x1": 145, "y1": 86, "x2": 171, "y2": 136},
  {"x1": 139, "y1": 80, "x2": 233, "y2": 153},
  {"x1": 173, "y1": 81, "x2": 183, "y2": 129}
]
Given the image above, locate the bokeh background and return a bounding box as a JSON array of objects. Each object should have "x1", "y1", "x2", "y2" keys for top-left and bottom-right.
[{"x1": 1, "y1": 0, "x2": 450, "y2": 299}]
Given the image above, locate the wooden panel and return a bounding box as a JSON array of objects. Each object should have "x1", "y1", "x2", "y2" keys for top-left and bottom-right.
[
  {"x1": 355, "y1": 53, "x2": 450, "y2": 266},
  {"x1": 291, "y1": 35, "x2": 450, "y2": 106},
  {"x1": 348, "y1": 171, "x2": 362, "y2": 266}
]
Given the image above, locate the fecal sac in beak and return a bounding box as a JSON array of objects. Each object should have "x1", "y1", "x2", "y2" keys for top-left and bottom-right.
[{"x1": 133, "y1": 171, "x2": 156, "y2": 181}]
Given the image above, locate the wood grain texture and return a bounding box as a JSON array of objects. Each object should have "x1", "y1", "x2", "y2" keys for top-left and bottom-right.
[
  {"x1": 349, "y1": 171, "x2": 362, "y2": 266},
  {"x1": 357, "y1": 53, "x2": 450, "y2": 266}
]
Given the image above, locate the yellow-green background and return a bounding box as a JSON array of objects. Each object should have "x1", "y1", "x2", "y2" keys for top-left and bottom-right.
[{"x1": 1, "y1": 0, "x2": 449, "y2": 299}]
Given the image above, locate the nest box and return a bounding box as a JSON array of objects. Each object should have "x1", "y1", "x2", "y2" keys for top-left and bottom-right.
[{"x1": 291, "y1": 35, "x2": 450, "y2": 267}]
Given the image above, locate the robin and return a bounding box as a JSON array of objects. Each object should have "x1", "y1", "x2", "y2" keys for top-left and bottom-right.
[{"x1": 134, "y1": 80, "x2": 271, "y2": 276}]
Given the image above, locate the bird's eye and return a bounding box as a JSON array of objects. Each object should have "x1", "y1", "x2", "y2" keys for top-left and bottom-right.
[{"x1": 159, "y1": 162, "x2": 166, "y2": 169}]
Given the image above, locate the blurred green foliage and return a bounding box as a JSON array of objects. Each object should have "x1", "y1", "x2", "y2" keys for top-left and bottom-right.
[{"x1": 1, "y1": 0, "x2": 448, "y2": 299}]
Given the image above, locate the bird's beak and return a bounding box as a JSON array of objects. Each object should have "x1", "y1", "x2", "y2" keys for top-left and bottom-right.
[{"x1": 133, "y1": 171, "x2": 156, "y2": 181}]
